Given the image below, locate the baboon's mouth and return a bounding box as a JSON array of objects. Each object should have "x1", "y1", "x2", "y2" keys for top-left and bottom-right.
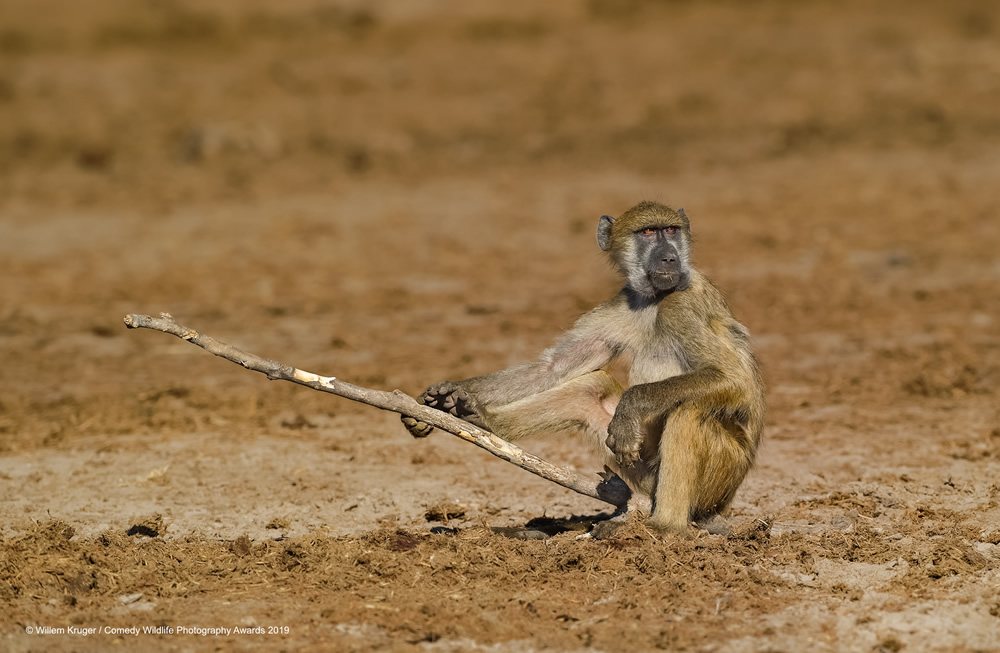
[
  {"x1": 648, "y1": 269, "x2": 690, "y2": 294},
  {"x1": 650, "y1": 271, "x2": 679, "y2": 287}
]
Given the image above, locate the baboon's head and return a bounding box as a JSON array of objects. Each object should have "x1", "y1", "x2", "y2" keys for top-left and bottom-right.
[{"x1": 597, "y1": 201, "x2": 692, "y2": 297}]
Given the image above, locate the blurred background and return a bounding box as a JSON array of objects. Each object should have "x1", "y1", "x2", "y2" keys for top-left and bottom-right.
[
  {"x1": 4, "y1": 0, "x2": 998, "y2": 205},
  {"x1": 1, "y1": 0, "x2": 996, "y2": 439}
]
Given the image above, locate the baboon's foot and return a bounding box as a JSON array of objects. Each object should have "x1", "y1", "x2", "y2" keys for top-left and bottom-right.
[
  {"x1": 587, "y1": 507, "x2": 650, "y2": 540},
  {"x1": 421, "y1": 382, "x2": 488, "y2": 428},
  {"x1": 694, "y1": 513, "x2": 732, "y2": 536},
  {"x1": 401, "y1": 382, "x2": 487, "y2": 438},
  {"x1": 401, "y1": 415, "x2": 434, "y2": 438},
  {"x1": 588, "y1": 513, "x2": 629, "y2": 540}
]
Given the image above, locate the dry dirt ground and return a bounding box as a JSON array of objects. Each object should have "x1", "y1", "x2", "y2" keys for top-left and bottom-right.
[{"x1": 2, "y1": 1, "x2": 1000, "y2": 651}]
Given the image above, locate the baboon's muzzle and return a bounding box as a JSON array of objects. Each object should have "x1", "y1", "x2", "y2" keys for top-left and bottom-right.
[{"x1": 648, "y1": 243, "x2": 685, "y2": 291}]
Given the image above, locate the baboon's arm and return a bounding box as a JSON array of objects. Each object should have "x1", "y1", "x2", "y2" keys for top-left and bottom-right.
[{"x1": 612, "y1": 367, "x2": 729, "y2": 423}]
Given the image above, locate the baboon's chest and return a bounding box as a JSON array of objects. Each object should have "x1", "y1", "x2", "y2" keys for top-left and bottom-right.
[
  {"x1": 627, "y1": 341, "x2": 687, "y2": 385},
  {"x1": 618, "y1": 308, "x2": 689, "y2": 385}
]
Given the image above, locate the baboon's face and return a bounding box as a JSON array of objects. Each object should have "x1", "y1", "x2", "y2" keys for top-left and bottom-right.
[
  {"x1": 632, "y1": 224, "x2": 690, "y2": 294},
  {"x1": 598, "y1": 202, "x2": 692, "y2": 297}
]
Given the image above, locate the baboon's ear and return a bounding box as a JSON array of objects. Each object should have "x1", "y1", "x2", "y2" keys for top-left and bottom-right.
[
  {"x1": 597, "y1": 215, "x2": 615, "y2": 252},
  {"x1": 677, "y1": 208, "x2": 687, "y2": 219}
]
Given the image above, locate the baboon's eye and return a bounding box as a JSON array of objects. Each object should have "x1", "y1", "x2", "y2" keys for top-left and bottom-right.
[
  {"x1": 665, "y1": 226, "x2": 678, "y2": 235},
  {"x1": 640, "y1": 227, "x2": 657, "y2": 236}
]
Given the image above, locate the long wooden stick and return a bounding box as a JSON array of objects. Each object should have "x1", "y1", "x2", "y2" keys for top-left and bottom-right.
[{"x1": 123, "y1": 313, "x2": 635, "y2": 510}]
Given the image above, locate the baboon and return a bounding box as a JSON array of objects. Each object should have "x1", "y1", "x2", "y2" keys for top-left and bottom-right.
[{"x1": 402, "y1": 201, "x2": 765, "y2": 532}]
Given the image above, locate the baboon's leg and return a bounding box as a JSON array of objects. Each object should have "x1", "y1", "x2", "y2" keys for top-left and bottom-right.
[
  {"x1": 483, "y1": 371, "x2": 621, "y2": 445},
  {"x1": 648, "y1": 406, "x2": 753, "y2": 532},
  {"x1": 408, "y1": 371, "x2": 655, "y2": 493},
  {"x1": 483, "y1": 371, "x2": 659, "y2": 492}
]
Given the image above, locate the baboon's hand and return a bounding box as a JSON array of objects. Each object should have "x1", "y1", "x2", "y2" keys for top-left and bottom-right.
[
  {"x1": 606, "y1": 415, "x2": 642, "y2": 467},
  {"x1": 606, "y1": 392, "x2": 643, "y2": 467}
]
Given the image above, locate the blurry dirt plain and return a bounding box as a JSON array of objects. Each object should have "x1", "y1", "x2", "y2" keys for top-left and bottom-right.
[{"x1": 1, "y1": 0, "x2": 999, "y2": 651}]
